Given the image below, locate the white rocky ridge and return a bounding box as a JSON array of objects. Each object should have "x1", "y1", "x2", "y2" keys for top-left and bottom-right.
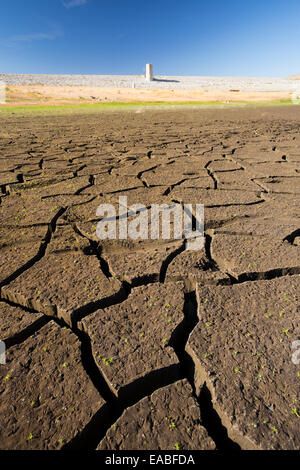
[{"x1": 1, "y1": 73, "x2": 300, "y2": 92}]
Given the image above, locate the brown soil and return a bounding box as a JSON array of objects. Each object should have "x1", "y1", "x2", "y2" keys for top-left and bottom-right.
[{"x1": 0, "y1": 106, "x2": 299, "y2": 450}]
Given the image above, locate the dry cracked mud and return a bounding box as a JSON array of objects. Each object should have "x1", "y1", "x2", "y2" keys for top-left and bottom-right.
[{"x1": 0, "y1": 106, "x2": 299, "y2": 450}]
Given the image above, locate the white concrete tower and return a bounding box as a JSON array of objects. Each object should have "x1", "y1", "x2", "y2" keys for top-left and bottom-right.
[{"x1": 146, "y1": 63, "x2": 153, "y2": 82}]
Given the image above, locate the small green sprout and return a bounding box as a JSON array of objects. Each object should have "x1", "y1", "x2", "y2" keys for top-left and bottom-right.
[
  {"x1": 28, "y1": 433, "x2": 34, "y2": 440},
  {"x1": 103, "y1": 357, "x2": 114, "y2": 366},
  {"x1": 174, "y1": 443, "x2": 180, "y2": 450},
  {"x1": 292, "y1": 408, "x2": 300, "y2": 418},
  {"x1": 5, "y1": 374, "x2": 10, "y2": 381},
  {"x1": 62, "y1": 362, "x2": 68, "y2": 368}
]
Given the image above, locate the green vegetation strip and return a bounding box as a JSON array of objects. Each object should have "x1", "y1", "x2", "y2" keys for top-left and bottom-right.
[{"x1": 0, "y1": 99, "x2": 296, "y2": 115}]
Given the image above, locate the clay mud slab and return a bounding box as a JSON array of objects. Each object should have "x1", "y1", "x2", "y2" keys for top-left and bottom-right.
[
  {"x1": 204, "y1": 205, "x2": 265, "y2": 229},
  {"x1": 9, "y1": 175, "x2": 77, "y2": 194},
  {"x1": 253, "y1": 176, "x2": 300, "y2": 194},
  {"x1": 165, "y1": 248, "x2": 230, "y2": 285},
  {"x1": 179, "y1": 176, "x2": 214, "y2": 189},
  {"x1": 80, "y1": 175, "x2": 143, "y2": 196},
  {"x1": 77, "y1": 164, "x2": 115, "y2": 177},
  {"x1": 0, "y1": 156, "x2": 41, "y2": 173},
  {"x1": 0, "y1": 301, "x2": 44, "y2": 344},
  {"x1": 188, "y1": 278, "x2": 300, "y2": 450},
  {"x1": 171, "y1": 187, "x2": 261, "y2": 206},
  {"x1": 107, "y1": 186, "x2": 172, "y2": 207},
  {"x1": 36, "y1": 193, "x2": 93, "y2": 208},
  {"x1": 111, "y1": 159, "x2": 172, "y2": 177},
  {"x1": 0, "y1": 172, "x2": 21, "y2": 186},
  {"x1": 2, "y1": 226, "x2": 121, "y2": 325},
  {"x1": 251, "y1": 193, "x2": 300, "y2": 219},
  {"x1": 233, "y1": 146, "x2": 282, "y2": 162},
  {"x1": 143, "y1": 165, "x2": 209, "y2": 188},
  {"x1": 0, "y1": 321, "x2": 104, "y2": 450},
  {"x1": 64, "y1": 188, "x2": 174, "y2": 240},
  {"x1": 106, "y1": 240, "x2": 182, "y2": 284},
  {"x1": 41, "y1": 158, "x2": 79, "y2": 171},
  {"x1": 16, "y1": 175, "x2": 90, "y2": 197},
  {"x1": 95, "y1": 204, "x2": 188, "y2": 283},
  {"x1": 21, "y1": 169, "x2": 43, "y2": 180},
  {"x1": 243, "y1": 162, "x2": 299, "y2": 178},
  {"x1": 0, "y1": 188, "x2": 91, "y2": 229},
  {"x1": 98, "y1": 379, "x2": 215, "y2": 450},
  {"x1": 0, "y1": 194, "x2": 61, "y2": 226},
  {"x1": 25, "y1": 169, "x2": 76, "y2": 180},
  {"x1": 62, "y1": 194, "x2": 115, "y2": 227},
  {"x1": 215, "y1": 170, "x2": 260, "y2": 191},
  {"x1": 80, "y1": 283, "x2": 185, "y2": 399},
  {"x1": 214, "y1": 217, "x2": 300, "y2": 238},
  {"x1": 0, "y1": 226, "x2": 48, "y2": 286},
  {"x1": 211, "y1": 233, "x2": 300, "y2": 277},
  {"x1": 208, "y1": 160, "x2": 242, "y2": 171}
]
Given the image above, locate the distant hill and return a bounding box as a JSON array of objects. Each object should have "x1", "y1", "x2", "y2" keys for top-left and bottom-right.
[{"x1": 287, "y1": 74, "x2": 300, "y2": 79}]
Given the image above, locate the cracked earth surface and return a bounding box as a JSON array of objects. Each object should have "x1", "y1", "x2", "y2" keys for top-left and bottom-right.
[{"x1": 0, "y1": 106, "x2": 299, "y2": 450}]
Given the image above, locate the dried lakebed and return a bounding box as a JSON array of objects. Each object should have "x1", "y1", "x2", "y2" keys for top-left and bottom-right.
[{"x1": 0, "y1": 106, "x2": 299, "y2": 450}]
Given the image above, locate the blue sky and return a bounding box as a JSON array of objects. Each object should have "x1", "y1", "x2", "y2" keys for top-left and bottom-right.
[{"x1": 0, "y1": 0, "x2": 299, "y2": 76}]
